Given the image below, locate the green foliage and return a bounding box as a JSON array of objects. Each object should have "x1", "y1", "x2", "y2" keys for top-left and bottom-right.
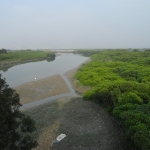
[
  {"x1": 0, "y1": 74, "x2": 37, "y2": 149},
  {"x1": 74, "y1": 49, "x2": 101, "y2": 56},
  {"x1": 126, "y1": 123, "x2": 150, "y2": 150},
  {"x1": 113, "y1": 104, "x2": 150, "y2": 149},
  {"x1": 47, "y1": 53, "x2": 55, "y2": 58},
  {"x1": 91, "y1": 49, "x2": 150, "y2": 65},
  {"x1": 135, "y1": 104, "x2": 150, "y2": 116},
  {"x1": 113, "y1": 103, "x2": 138, "y2": 119},
  {"x1": 118, "y1": 92, "x2": 143, "y2": 104},
  {"x1": 0, "y1": 48, "x2": 7, "y2": 54},
  {"x1": 75, "y1": 50, "x2": 150, "y2": 149},
  {"x1": 46, "y1": 53, "x2": 55, "y2": 62},
  {"x1": 0, "y1": 50, "x2": 55, "y2": 62}
]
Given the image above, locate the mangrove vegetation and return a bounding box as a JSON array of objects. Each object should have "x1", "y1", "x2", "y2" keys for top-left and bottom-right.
[{"x1": 74, "y1": 49, "x2": 150, "y2": 150}]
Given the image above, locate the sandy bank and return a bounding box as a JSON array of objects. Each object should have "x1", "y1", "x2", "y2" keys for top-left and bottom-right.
[{"x1": 14, "y1": 74, "x2": 69, "y2": 104}]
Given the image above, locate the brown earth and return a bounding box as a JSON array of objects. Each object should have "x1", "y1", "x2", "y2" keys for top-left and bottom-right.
[{"x1": 14, "y1": 74, "x2": 69, "y2": 104}]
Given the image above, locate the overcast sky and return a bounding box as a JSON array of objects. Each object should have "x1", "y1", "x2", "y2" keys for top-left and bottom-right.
[{"x1": 1, "y1": 0, "x2": 150, "y2": 49}]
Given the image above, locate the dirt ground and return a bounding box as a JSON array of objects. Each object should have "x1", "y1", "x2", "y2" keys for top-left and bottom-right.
[
  {"x1": 14, "y1": 74, "x2": 70, "y2": 104},
  {"x1": 26, "y1": 97, "x2": 130, "y2": 150}
]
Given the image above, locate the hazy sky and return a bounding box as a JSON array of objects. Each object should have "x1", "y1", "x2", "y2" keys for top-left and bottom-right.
[{"x1": 1, "y1": 0, "x2": 150, "y2": 49}]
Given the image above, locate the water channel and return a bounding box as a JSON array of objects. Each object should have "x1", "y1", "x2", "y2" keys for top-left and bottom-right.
[{"x1": 0, "y1": 53, "x2": 89, "y2": 110}]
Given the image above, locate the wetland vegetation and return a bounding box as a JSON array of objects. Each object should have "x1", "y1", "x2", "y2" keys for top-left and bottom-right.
[
  {"x1": 74, "y1": 49, "x2": 150, "y2": 150},
  {"x1": 0, "y1": 50, "x2": 55, "y2": 67}
]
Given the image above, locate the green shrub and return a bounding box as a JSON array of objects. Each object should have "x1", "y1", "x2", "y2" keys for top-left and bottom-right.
[
  {"x1": 126, "y1": 123, "x2": 150, "y2": 150},
  {"x1": 75, "y1": 50, "x2": 150, "y2": 149},
  {"x1": 118, "y1": 92, "x2": 143, "y2": 104}
]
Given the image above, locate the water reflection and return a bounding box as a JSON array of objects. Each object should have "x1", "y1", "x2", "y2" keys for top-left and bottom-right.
[
  {"x1": 1, "y1": 66, "x2": 9, "y2": 72},
  {"x1": 46, "y1": 56, "x2": 55, "y2": 62},
  {"x1": 0, "y1": 57, "x2": 56, "y2": 73},
  {"x1": 0, "y1": 53, "x2": 89, "y2": 87}
]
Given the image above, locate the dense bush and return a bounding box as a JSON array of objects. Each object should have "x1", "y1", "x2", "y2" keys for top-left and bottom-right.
[{"x1": 75, "y1": 50, "x2": 150, "y2": 149}]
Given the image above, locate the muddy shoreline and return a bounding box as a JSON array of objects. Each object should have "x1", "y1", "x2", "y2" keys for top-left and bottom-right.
[{"x1": 14, "y1": 74, "x2": 70, "y2": 104}]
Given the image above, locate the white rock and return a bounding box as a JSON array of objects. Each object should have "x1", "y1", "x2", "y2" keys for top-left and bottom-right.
[{"x1": 54, "y1": 134, "x2": 66, "y2": 143}]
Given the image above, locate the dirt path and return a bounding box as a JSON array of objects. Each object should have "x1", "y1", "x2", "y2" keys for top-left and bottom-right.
[{"x1": 25, "y1": 97, "x2": 129, "y2": 150}]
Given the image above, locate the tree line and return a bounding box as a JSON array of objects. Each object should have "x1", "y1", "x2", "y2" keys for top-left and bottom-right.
[
  {"x1": 0, "y1": 50, "x2": 55, "y2": 62},
  {"x1": 0, "y1": 48, "x2": 7, "y2": 54}
]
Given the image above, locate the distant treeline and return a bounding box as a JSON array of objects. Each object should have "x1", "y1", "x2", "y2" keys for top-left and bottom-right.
[
  {"x1": 74, "y1": 49, "x2": 150, "y2": 57},
  {"x1": 75, "y1": 50, "x2": 150, "y2": 150},
  {"x1": 0, "y1": 50, "x2": 55, "y2": 65},
  {"x1": 74, "y1": 49, "x2": 101, "y2": 56},
  {"x1": 0, "y1": 48, "x2": 7, "y2": 54}
]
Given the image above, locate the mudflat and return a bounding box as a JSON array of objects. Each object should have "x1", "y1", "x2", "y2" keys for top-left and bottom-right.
[{"x1": 14, "y1": 74, "x2": 70, "y2": 104}]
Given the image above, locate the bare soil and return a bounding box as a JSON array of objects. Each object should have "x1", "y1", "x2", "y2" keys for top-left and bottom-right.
[{"x1": 14, "y1": 74, "x2": 69, "y2": 104}]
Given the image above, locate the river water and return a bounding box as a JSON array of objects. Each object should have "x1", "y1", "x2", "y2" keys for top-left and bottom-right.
[{"x1": 0, "y1": 53, "x2": 89, "y2": 109}]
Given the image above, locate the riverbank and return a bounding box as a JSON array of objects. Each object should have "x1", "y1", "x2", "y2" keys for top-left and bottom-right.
[
  {"x1": 64, "y1": 57, "x2": 92, "y2": 95},
  {"x1": 0, "y1": 50, "x2": 55, "y2": 68},
  {"x1": 0, "y1": 58, "x2": 45, "y2": 68},
  {"x1": 65, "y1": 69, "x2": 91, "y2": 95}
]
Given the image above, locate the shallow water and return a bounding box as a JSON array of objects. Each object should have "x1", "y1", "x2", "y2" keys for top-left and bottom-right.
[{"x1": 0, "y1": 53, "x2": 89, "y2": 109}]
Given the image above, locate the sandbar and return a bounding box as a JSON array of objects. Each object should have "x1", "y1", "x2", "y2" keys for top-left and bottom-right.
[{"x1": 14, "y1": 74, "x2": 69, "y2": 104}]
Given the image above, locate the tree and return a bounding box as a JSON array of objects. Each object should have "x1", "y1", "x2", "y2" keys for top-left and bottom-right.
[
  {"x1": 0, "y1": 74, "x2": 37, "y2": 150},
  {"x1": 0, "y1": 48, "x2": 7, "y2": 54},
  {"x1": 46, "y1": 53, "x2": 55, "y2": 62}
]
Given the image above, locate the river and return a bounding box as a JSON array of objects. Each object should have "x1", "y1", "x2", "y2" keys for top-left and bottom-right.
[{"x1": 0, "y1": 53, "x2": 89, "y2": 109}]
